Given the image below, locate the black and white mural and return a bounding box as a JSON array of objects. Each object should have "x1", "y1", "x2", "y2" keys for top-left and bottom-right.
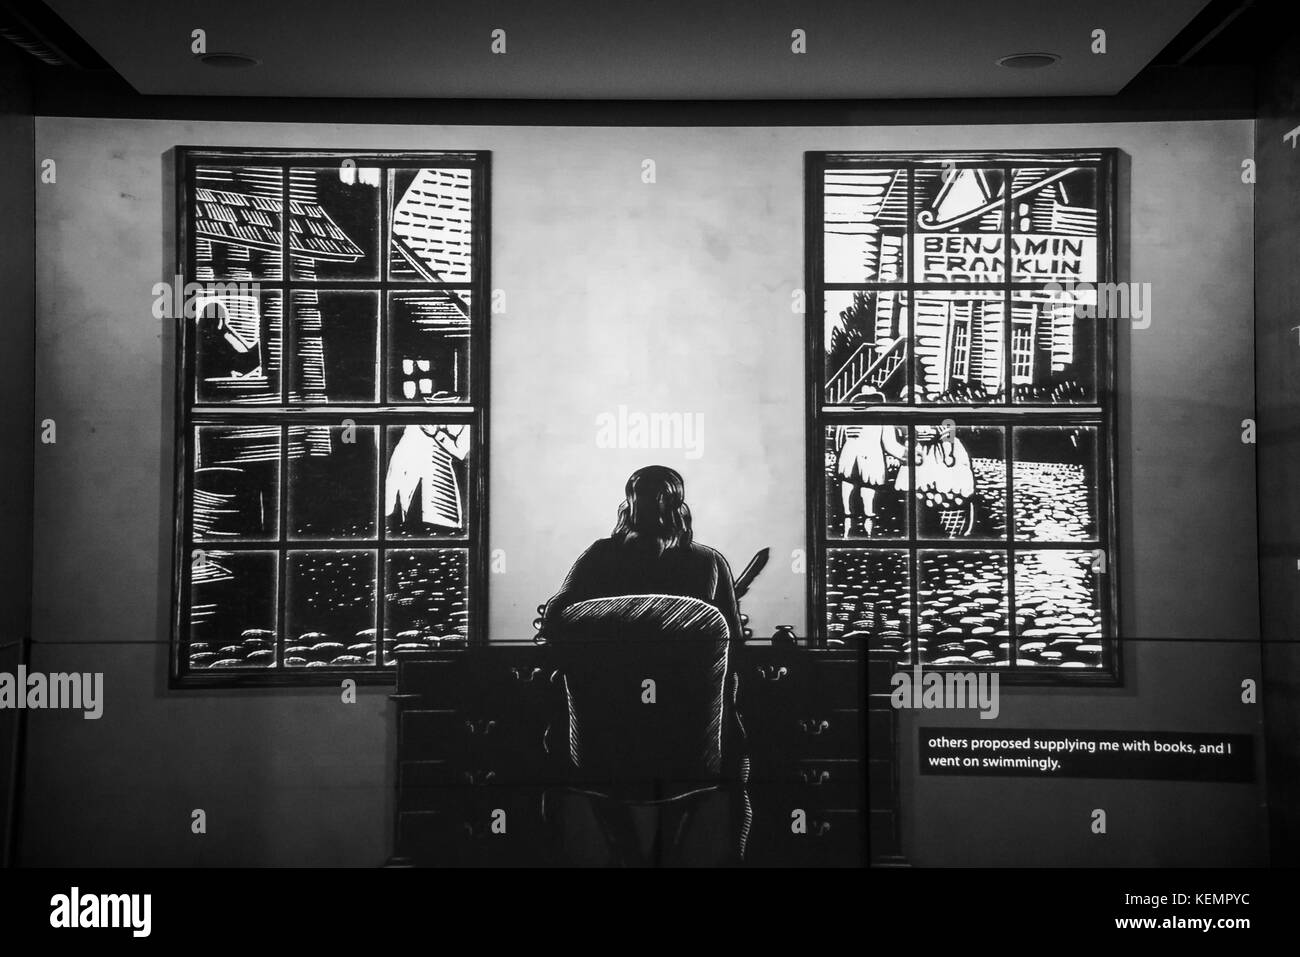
[
  {"x1": 814, "y1": 152, "x2": 1115, "y2": 673},
  {"x1": 164, "y1": 145, "x2": 1120, "y2": 874},
  {"x1": 179, "y1": 153, "x2": 486, "y2": 679}
]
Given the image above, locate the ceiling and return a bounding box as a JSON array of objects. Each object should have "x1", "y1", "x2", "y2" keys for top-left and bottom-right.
[{"x1": 37, "y1": 0, "x2": 1213, "y2": 100}]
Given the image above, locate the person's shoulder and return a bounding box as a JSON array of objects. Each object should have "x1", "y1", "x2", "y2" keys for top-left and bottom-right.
[{"x1": 686, "y1": 541, "x2": 731, "y2": 569}]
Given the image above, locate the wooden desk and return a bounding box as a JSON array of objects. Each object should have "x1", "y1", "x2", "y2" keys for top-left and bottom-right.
[{"x1": 390, "y1": 643, "x2": 903, "y2": 867}]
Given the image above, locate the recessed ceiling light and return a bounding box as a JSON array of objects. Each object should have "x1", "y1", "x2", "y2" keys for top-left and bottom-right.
[
  {"x1": 997, "y1": 52, "x2": 1061, "y2": 69},
  {"x1": 199, "y1": 52, "x2": 260, "y2": 68}
]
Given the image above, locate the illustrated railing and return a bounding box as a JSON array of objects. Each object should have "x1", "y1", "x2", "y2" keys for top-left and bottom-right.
[{"x1": 825, "y1": 337, "x2": 910, "y2": 404}]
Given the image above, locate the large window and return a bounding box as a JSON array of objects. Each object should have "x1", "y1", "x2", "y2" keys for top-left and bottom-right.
[
  {"x1": 172, "y1": 150, "x2": 490, "y2": 685},
  {"x1": 808, "y1": 151, "x2": 1118, "y2": 681}
]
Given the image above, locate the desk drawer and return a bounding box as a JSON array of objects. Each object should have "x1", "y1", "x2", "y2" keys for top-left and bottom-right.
[
  {"x1": 747, "y1": 761, "x2": 862, "y2": 810},
  {"x1": 399, "y1": 710, "x2": 464, "y2": 761},
  {"x1": 793, "y1": 759, "x2": 861, "y2": 809},
  {"x1": 397, "y1": 788, "x2": 551, "y2": 867},
  {"x1": 792, "y1": 708, "x2": 861, "y2": 759},
  {"x1": 808, "y1": 660, "x2": 864, "y2": 710},
  {"x1": 399, "y1": 708, "x2": 551, "y2": 775},
  {"x1": 399, "y1": 760, "x2": 515, "y2": 800},
  {"x1": 739, "y1": 658, "x2": 805, "y2": 730},
  {"x1": 748, "y1": 804, "x2": 864, "y2": 868},
  {"x1": 397, "y1": 659, "x2": 462, "y2": 700},
  {"x1": 398, "y1": 650, "x2": 556, "y2": 708}
]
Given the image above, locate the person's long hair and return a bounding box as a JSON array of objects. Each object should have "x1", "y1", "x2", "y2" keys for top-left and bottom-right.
[{"x1": 611, "y1": 465, "x2": 693, "y2": 555}]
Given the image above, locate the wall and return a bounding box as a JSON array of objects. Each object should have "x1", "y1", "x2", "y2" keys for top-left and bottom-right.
[
  {"x1": 23, "y1": 116, "x2": 1262, "y2": 865},
  {"x1": 1255, "y1": 33, "x2": 1300, "y2": 865},
  {"x1": 0, "y1": 41, "x2": 34, "y2": 867}
]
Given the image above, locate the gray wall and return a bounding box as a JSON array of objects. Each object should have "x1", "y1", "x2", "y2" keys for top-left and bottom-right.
[
  {"x1": 1255, "y1": 36, "x2": 1300, "y2": 865},
  {"x1": 0, "y1": 41, "x2": 34, "y2": 868},
  {"x1": 23, "y1": 116, "x2": 1262, "y2": 866}
]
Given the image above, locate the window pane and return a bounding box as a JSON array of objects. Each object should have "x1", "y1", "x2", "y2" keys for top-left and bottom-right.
[
  {"x1": 289, "y1": 290, "x2": 379, "y2": 403},
  {"x1": 388, "y1": 290, "x2": 472, "y2": 403},
  {"x1": 285, "y1": 550, "x2": 378, "y2": 668},
  {"x1": 289, "y1": 166, "x2": 381, "y2": 281},
  {"x1": 825, "y1": 424, "x2": 910, "y2": 539},
  {"x1": 188, "y1": 549, "x2": 278, "y2": 670},
  {"x1": 192, "y1": 425, "x2": 280, "y2": 540},
  {"x1": 910, "y1": 425, "x2": 1006, "y2": 540},
  {"x1": 1013, "y1": 549, "x2": 1104, "y2": 668},
  {"x1": 824, "y1": 291, "x2": 908, "y2": 405},
  {"x1": 384, "y1": 549, "x2": 469, "y2": 663},
  {"x1": 910, "y1": 290, "x2": 1005, "y2": 403},
  {"x1": 389, "y1": 168, "x2": 474, "y2": 283},
  {"x1": 1009, "y1": 166, "x2": 1097, "y2": 284},
  {"x1": 917, "y1": 550, "x2": 1009, "y2": 666},
  {"x1": 1012, "y1": 426, "x2": 1099, "y2": 542},
  {"x1": 192, "y1": 166, "x2": 284, "y2": 281},
  {"x1": 823, "y1": 167, "x2": 907, "y2": 283},
  {"x1": 912, "y1": 166, "x2": 1008, "y2": 285},
  {"x1": 194, "y1": 290, "x2": 282, "y2": 405},
  {"x1": 288, "y1": 425, "x2": 378, "y2": 540},
  {"x1": 1011, "y1": 289, "x2": 1098, "y2": 404},
  {"x1": 385, "y1": 424, "x2": 472, "y2": 538},
  {"x1": 826, "y1": 549, "x2": 910, "y2": 662}
]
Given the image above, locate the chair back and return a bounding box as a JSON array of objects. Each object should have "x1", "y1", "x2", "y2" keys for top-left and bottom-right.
[{"x1": 549, "y1": 594, "x2": 730, "y2": 802}]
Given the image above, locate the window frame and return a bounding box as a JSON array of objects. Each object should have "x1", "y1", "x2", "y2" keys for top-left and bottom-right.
[
  {"x1": 949, "y1": 314, "x2": 971, "y2": 382},
  {"x1": 169, "y1": 147, "x2": 491, "y2": 688},
  {"x1": 805, "y1": 149, "x2": 1120, "y2": 686}
]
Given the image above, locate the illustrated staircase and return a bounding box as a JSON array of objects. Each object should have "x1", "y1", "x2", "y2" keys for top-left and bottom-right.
[{"x1": 825, "y1": 337, "x2": 910, "y2": 404}]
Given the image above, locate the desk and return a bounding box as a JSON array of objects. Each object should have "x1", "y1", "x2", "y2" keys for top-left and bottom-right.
[{"x1": 390, "y1": 643, "x2": 903, "y2": 867}]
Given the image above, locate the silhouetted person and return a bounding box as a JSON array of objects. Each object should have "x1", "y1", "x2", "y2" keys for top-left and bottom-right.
[
  {"x1": 540, "y1": 465, "x2": 748, "y2": 865},
  {"x1": 541, "y1": 466, "x2": 742, "y2": 643}
]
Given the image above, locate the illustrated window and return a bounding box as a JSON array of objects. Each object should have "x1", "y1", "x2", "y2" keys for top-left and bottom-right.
[
  {"x1": 810, "y1": 150, "x2": 1118, "y2": 679},
  {"x1": 173, "y1": 149, "x2": 490, "y2": 685}
]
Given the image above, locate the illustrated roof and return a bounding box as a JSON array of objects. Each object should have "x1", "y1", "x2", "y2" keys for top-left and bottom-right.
[{"x1": 193, "y1": 188, "x2": 364, "y2": 262}]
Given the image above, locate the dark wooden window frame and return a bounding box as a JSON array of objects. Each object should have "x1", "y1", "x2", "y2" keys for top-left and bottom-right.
[
  {"x1": 805, "y1": 149, "x2": 1121, "y2": 686},
  {"x1": 170, "y1": 148, "x2": 491, "y2": 688}
]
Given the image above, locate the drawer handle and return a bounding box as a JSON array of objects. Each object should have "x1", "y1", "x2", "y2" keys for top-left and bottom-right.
[
  {"x1": 389, "y1": 693, "x2": 422, "y2": 702},
  {"x1": 464, "y1": 719, "x2": 498, "y2": 736},
  {"x1": 757, "y1": 665, "x2": 789, "y2": 681},
  {"x1": 512, "y1": 666, "x2": 545, "y2": 683},
  {"x1": 812, "y1": 819, "x2": 833, "y2": 837},
  {"x1": 462, "y1": 769, "x2": 497, "y2": 786},
  {"x1": 799, "y1": 718, "x2": 831, "y2": 735},
  {"x1": 801, "y1": 769, "x2": 831, "y2": 786}
]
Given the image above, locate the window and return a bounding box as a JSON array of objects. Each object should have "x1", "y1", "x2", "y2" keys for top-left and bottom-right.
[
  {"x1": 949, "y1": 315, "x2": 970, "y2": 381},
  {"x1": 172, "y1": 149, "x2": 490, "y2": 685},
  {"x1": 810, "y1": 151, "x2": 1118, "y2": 681},
  {"x1": 1011, "y1": 319, "x2": 1034, "y2": 383}
]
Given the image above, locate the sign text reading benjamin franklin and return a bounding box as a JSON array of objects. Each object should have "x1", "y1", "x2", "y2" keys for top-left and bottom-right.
[{"x1": 914, "y1": 233, "x2": 1097, "y2": 284}]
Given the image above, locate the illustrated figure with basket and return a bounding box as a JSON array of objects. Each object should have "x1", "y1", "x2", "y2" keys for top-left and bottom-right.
[{"x1": 894, "y1": 422, "x2": 978, "y2": 538}]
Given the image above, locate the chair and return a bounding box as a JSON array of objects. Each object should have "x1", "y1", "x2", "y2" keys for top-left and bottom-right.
[{"x1": 542, "y1": 594, "x2": 749, "y2": 866}]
